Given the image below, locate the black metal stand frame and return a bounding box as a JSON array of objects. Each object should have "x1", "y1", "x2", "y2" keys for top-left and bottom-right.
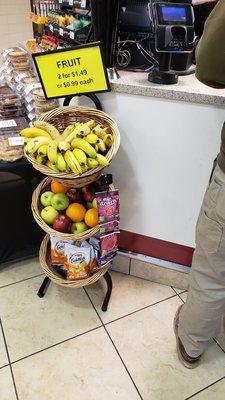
[{"x1": 37, "y1": 271, "x2": 113, "y2": 312}]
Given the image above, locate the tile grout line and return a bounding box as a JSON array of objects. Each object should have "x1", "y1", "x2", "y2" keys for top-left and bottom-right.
[
  {"x1": 11, "y1": 325, "x2": 102, "y2": 366},
  {"x1": 128, "y1": 258, "x2": 131, "y2": 275},
  {"x1": 0, "y1": 273, "x2": 44, "y2": 290},
  {"x1": 0, "y1": 319, "x2": 19, "y2": 400},
  {"x1": 184, "y1": 375, "x2": 225, "y2": 400},
  {"x1": 104, "y1": 293, "x2": 179, "y2": 326},
  {"x1": 213, "y1": 338, "x2": 225, "y2": 354},
  {"x1": 83, "y1": 287, "x2": 144, "y2": 400}
]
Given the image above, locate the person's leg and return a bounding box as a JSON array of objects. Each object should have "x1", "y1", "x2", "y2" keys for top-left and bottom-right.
[{"x1": 177, "y1": 164, "x2": 225, "y2": 360}]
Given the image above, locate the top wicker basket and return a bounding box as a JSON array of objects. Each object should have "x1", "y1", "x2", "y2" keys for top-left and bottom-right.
[{"x1": 25, "y1": 106, "x2": 120, "y2": 187}]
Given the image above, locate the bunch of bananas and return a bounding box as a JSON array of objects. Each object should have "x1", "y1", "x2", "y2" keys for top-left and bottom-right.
[{"x1": 21, "y1": 119, "x2": 113, "y2": 175}]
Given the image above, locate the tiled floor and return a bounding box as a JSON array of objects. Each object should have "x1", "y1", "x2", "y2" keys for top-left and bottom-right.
[{"x1": 0, "y1": 258, "x2": 225, "y2": 400}]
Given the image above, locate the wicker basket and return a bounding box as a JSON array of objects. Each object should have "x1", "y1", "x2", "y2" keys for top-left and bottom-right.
[
  {"x1": 32, "y1": 176, "x2": 114, "y2": 240},
  {"x1": 39, "y1": 234, "x2": 110, "y2": 288},
  {"x1": 26, "y1": 106, "x2": 120, "y2": 187}
]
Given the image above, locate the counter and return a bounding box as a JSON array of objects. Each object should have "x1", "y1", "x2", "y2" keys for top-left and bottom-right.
[{"x1": 96, "y1": 71, "x2": 225, "y2": 266}]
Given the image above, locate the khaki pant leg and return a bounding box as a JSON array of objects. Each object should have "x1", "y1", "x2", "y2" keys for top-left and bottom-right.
[{"x1": 178, "y1": 165, "x2": 225, "y2": 358}]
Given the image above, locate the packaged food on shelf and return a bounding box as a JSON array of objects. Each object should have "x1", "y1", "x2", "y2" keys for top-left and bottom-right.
[
  {"x1": 0, "y1": 84, "x2": 25, "y2": 118},
  {"x1": 32, "y1": 88, "x2": 58, "y2": 118},
  {"x1": 0, "y1": 116, "x2": 28, "y2": 162}
]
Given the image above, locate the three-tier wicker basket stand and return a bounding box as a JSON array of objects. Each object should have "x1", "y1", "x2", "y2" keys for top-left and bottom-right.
[{"x1": 27, "y1": 99, "x2": 120, "y2": 312}]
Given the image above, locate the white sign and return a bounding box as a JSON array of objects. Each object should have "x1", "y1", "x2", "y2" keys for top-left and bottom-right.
[
  {"x1": 69, "y1": 30, "x2": 75, "y2": 40},
  {"x1": 50, "y1": 24, "x2": 53, "y2": 33},
  {"x1": 59, "y1": 28, "x2": 64, "y2": 37},
  {"x1": 0, "y1": 120, "x2": 17, "y2": 128},
  {"x1": 8, "y1": 137, "x2": 24, "y2": 146}
]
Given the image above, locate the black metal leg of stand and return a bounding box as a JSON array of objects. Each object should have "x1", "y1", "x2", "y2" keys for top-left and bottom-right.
[
  {"x1": 37, "y1": 276, "x2": 50, "y2": 298},
  {"x1": 101, "y1": 271, "x2": 113, "y2": 312}
]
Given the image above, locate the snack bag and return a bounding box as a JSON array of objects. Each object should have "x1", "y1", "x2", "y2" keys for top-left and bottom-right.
[
  {"x1": 96, "y1": 189, "x2": 120, "y2": 223},
  {"x1": 81, "y1": 240, "x2": 99, "y2": 274},
  {"x1": 64, "y1": 243, "x2": 90, "y2": 280},
  {"x1": 50, "y1": 236, "x2": 73, "y2": 265}
]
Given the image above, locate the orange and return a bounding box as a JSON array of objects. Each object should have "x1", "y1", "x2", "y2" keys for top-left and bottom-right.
[
  {"x1": 66, "y1": 203, "x2": 86, "y2": 222},
  {"x1": 51, "y1": 180, "x2": 68, "y2": 194},
  {"x1": 85, "y1": 208, "x2": 99, "y2": 228}
]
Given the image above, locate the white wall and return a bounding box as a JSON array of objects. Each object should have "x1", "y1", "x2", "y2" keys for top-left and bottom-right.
[
  {"x1": 0, "y1": 0, "x2": 32, "y2": 52},
  {"x1": 99, "y1": 92, "x2": 225, "y2": 248}
]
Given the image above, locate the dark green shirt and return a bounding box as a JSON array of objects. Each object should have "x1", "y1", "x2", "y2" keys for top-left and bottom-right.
[{"x1": 195, "y1": 0, "x2": 225, "y2": 173}]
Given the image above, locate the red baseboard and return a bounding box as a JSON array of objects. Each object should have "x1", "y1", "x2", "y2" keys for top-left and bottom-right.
[{"x1": 119, "y1": 230, "x2": 194, "y2": 267}]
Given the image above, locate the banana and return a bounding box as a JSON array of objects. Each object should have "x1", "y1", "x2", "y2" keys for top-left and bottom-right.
[
  {"x1": 61, "y1": 124, "x2": 75, "y2": 140},
  {"x1": 85, "y1": 133, "x2": 99, "y2": 145},
  {"x1": 73, "y1": 148, "x2": 87, "y2": 166},
  {"x1": 58, "y1": 141, "x2": 71, "y2": 152},
  {"x1": 95, "y1": 144, "x2": 99, "y2": 153},
  {"x1": 84, "y1": 120, "x2": 96, "y2": 129},
  {"x1": 87, "y1": 158, "x2": 99, "y2": 169},
  {"x1": 96, "y1": 153, "x2": 109, "y2": 167},
  {"x1": 103, "y1": 134, "x2": 113, "y2": 148},
  {"x1": 20, "y1": 127, "x2": 51, "y2": 139},
  {"x1": 23, "y1": 137, "x2": 33, "y2": 144},
  {"x1": 97, "y1": 138, "x2": 106, "y2": 153},
  {"x1": 64, "y1": 150, "x2": 82, "y2": 175},
  {"x1": 34, "y1": 121, "x2": 61, "y2": 142},
  {"x1": 47, "y1": 140, "x2": 58, "y2": 164},
  {"x1": 25, "y1": 137, "x2": 52, "y2": 155},
  {"x1": 36, "y1": 155, "x2": 47, "y2": 164},
  {"x1": 71, "y1": 138, "x2": 97, "y2": 159},
  {"x1": 37, "y1": 144, "x2": 48, "y2": 156},
  {"x1": 92, "y1": 125, "x2": 110, "y2": 139},
  {"x1": 46, "y1": 160, "x2": 59, "y2": 171},
  {"x1": 78, "y1": 125, "x2": 91, "y2": 137},
  {"x1": 81, "y1": 164, "x2": 89, "y2": 173},
  {"x1": 57, "y1": 153, "x2": 68, "y2": 172}
]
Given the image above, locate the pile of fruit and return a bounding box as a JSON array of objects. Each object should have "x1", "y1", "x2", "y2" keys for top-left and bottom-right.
[
  {"x1": 21, "y1": 119, "x2": 113, "y2": 174},
  {"x1": 40, "y1": 180, "x2": 100, "y2": 234}
]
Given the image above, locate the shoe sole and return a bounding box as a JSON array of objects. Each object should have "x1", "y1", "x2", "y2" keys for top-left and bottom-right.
[{"x1": 173, "y1": 305, "x2": 200, "y2": 369}]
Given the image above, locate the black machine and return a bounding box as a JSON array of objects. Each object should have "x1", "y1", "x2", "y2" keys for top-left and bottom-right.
[{"x1": 118, "y1": 0, "x2": 195, "y2": 84}]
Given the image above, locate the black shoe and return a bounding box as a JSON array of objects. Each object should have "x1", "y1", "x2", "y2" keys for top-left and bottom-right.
[{"x1": 174, "y1": 305, "x2": 201, "y2": 369}]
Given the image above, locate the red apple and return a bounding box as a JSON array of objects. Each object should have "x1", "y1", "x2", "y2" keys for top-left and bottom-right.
[
  {"x1": 67, "y1": 188, "x2": 83, "y2": 203},
  {"x1": 81, "y1": 185, "x2": 96, "y2": 202},
  {"x1": 53, "y1": 214, "x2": 71, "y2": 233}
]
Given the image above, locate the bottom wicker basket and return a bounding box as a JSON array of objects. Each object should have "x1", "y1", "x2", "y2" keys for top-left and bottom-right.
[{"x1": 39, "y1": 234, "x2": 110, "y2": 288}]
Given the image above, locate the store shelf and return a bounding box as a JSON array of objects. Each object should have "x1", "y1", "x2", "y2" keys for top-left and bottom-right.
[{"x1": 45, "y1": 23, "x2": 91, "y2": 44}]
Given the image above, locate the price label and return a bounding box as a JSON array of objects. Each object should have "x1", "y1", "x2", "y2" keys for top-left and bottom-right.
[
  {"x1": 2, "y1": 48, "x2": 13, "y2": 58},
  {"x1": 15, "y1": 73, "x2": 27, "y2": 83},
  {"x1": 8, "y1": 137, "x2": 24, "y2": 147},
  {"x1": 50, "y1": 24, "x2": 53, "y2": 32},
  {"x1": 24, "y1": 82, "x2": 41, "y2": 95},
  {"x1": 32, "y1": 43, "x2": 110, "y2": 99},
  {"x1": 81, "y1": 0, "x2": 86, "y2": 8},
  {"x1": 27, "y1": 103, "x2": 35, "y2": 112},
  {"x1": 69, "y1": 0, "x2": 73, "y2": 5},
  {"x1": 59, "y1": 28, "x2": 64, "y2": 37},
  {"x1": 16, "y1": 84, "x2": 23, "y2": 92},
  {"x1": 5, "y1": 59, "x2": 11, "y2": 66},
  {"x1": 59, "y1": 0, "x2": 62, "y2": 3},
  {"x1": 28, "y1": 112, "x2": 36, "y2": 121},
  {"x1": 25, "y1": 94, "x2": 33, "y2": 104},
  {"x1": 69, "y1": 30, "x2": 75, "y2": 40},
  {"x1": 0, "y1": 120, "x2": 17, "y2": 128}
]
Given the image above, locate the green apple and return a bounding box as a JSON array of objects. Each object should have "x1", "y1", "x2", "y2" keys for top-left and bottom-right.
[
  {"x1": 87, "y1": 202, "x2": 93, "y2": 209},
  {"x1": 41, "y1": 206, "x2": 59, "y2": 225},
  {"x1": 71, "y1": 221, "x2": 88, "y2": 234},
  {"x1": 40, "y1": 191, "x2": 54, "y2": 207},
  {"x1": 51, "y1": 193, "x2": 69, "y2": 211},
  {"x1": 92, "y1": 198, "x2": 98, "y2": 208}
]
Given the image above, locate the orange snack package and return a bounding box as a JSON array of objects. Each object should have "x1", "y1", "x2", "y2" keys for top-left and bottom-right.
[
  {"x1": 50, "y1": 236, "x2": 73, "y2": 265},
  {"x1": 64, "y1": 243, "x2": 91, "y2": 280}
]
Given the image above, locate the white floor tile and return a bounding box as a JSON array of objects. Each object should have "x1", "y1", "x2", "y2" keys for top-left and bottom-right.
[
  {"x1": 86, "y1": 271, "x2": 175, "y2": 323},
  {"x1": 0, "y1": 367, "x2": 17, "y2": 400},
  {"x1": 0, "y1": 327, "x2": 8, "y2": 368},
  {"x1": 191, "y1": 378, "x2": 225, "y2": 400},
  {"x1": 0, "y1": 257, "x2": 42, "y2": 288},
  {"x1": 172, "y1": 287, "x2": 186, "y2": 295},
  {"x1": 0, "y1": 276, "x2": 101, "y2": 362},
  {"x1": 13, "y1": 327, "x2": 140, "y2": 400},
  {"x1": 107, "y1": 296, "x2": 225, "y2": 400}
]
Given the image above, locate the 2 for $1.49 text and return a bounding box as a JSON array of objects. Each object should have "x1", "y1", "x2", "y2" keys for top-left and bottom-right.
[{"x1": 56, "y1": 57, "x2": 93, "y2": 88}]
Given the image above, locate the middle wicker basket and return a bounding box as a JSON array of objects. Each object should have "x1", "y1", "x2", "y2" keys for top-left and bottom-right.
[{"x1": 32, "y1": 176, "x2": 114, "y2": 240}]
